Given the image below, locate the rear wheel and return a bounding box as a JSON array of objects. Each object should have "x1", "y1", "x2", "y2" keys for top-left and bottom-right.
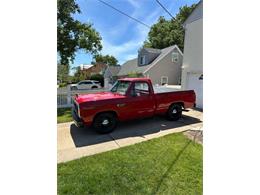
[
  {"x1": 92, "y1": 113, "x2": 117, "y2": 133},
  {"x1": 167, "y1": 104, "x2": 182, "y2": 121}
]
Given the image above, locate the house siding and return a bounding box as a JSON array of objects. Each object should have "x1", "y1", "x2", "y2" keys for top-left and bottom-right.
[
  {"x1": 104, "y1": 68, "x2": 112, "y2": 78},
  {"x1": 145, "y1": 47, "x2": 182, "y2": 85},
  {"x1": 181, "y1": 1, "x2": 203, "y2": 108},
  {"x1": 181, "y1": 18, "x2": 203, "y2": 89},
  {"x1": 183, "y1": 1, "x2": 203, "y2": 26}
]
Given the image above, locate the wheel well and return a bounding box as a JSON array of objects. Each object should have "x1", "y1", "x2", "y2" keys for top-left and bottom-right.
[
  {"x1": 170, "y1": 102, "x2": 184, "y2": 109},
  {"x1": 93, "y1": 111, "x2": 118, "y2": 120}
]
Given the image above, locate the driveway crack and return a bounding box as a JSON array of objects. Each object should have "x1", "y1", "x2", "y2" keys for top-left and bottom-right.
[{"x1": 108, "y1": 134, "x2": 121, "y2": 148}]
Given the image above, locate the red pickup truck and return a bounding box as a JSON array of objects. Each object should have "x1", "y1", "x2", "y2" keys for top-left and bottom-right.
[{"x1": 72, "y1": 78, "x2": 196, "y2": 133}]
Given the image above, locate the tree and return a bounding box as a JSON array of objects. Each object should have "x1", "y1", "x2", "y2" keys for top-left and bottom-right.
[
  {"x1": 92, "y1": 54, "x2": 118, "y2": 66},
  {"x1": 90, "y1": 74, "x2": 104, "y2": 87},
  {"x1": 57, "y1": 0, "x2": 102, "y2": 65},
  {"x1": 72, "y1": 66, "x2": 87, "y2": 83},
  {"x1": 57, "y1": 64, "x2": 69, "y2": 84},
  {"x1": 127, "y1": 71, "x2": 143, "y2": 78},
  {"x1": 143, "y1": 4, "x2": 197, "y2": 51}
]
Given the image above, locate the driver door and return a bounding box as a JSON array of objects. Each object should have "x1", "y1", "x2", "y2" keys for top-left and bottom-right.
[{"x1": 126, "y1": 81, "x2": 155, "y2": 119}]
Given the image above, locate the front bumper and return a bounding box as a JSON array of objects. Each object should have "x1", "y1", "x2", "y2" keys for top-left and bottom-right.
[{"x1": 72, "y1": 106, "x2": 84, "y2": 128}]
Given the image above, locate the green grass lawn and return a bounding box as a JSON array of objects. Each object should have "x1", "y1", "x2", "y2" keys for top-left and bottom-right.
[
  {"x1": 58, "y1": 133, "x2": 203, "y2": 195},
  {"x1": 57, "y1": 108, "x2": 73, "y2": 123}
]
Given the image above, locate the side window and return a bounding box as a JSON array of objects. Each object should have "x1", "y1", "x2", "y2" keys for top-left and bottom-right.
[
  {"x1": 172, "y1": 52, "x2": 179, "y2": 62},
  {"x1": 161, "y1": 76, "x2": 168, "y2": 85},
  {"x1": 132, "y1": 82, "x2": 150, "y2": 96},
  {"x1": 79, "y1": 81, "x2": 92, "y2": 85},
  {"x1": 140, "y1": 56, "x2": 146, "y2": 65}
]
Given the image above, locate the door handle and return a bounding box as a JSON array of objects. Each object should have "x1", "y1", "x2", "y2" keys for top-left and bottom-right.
[{"x1": 117, "y1": 103, "x2": 126, "y2": 107}]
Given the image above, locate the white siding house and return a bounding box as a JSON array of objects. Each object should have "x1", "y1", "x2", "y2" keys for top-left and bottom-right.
[
  {"x1": 118, "y1": 45, "x2": 183, "y2": 85},
  {"x1": 181, "y1": 1, "x2": 203, "y2": 108}
]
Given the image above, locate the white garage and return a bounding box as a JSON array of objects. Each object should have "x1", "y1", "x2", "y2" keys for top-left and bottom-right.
[
  {"x1": 181, "y1": 1, "x2": 203, "y2": 109},
  {"x1": 186, "y1": 72, "x2": 203, "y2": 109}
]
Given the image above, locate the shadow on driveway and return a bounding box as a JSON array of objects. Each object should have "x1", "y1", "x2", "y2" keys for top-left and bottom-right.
[{"x1": 70, "y1": 113, "x2": 202, "y2": 148}]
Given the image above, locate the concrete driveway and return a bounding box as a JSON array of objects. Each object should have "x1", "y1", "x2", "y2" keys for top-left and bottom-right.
[{"x1": 57, "y1": 109, "x2": 203, "y2": 163}]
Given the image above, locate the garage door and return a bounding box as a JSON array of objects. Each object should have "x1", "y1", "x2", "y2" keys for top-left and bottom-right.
[{"x1": 186, "y1": 72, "x2": 203, "y2": 108}]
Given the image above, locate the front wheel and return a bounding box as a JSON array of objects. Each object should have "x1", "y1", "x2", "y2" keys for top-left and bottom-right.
[
  {"x1": 166, "y1": 104, "x2": 182, "y2": 121},
  {"x1": 92, "y1": 113, "x2": 118, "y2": 133}
]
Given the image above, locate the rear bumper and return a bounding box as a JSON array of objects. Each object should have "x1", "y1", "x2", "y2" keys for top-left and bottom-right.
[{"x1": 72, "y1": 107, "x2": 84, "y2": 128}]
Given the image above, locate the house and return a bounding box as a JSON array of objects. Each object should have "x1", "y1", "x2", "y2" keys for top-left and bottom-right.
[
  {"x1": 80, "y1": 64, "x2": 94, "y2": 71},
  {"x1": 181, "y1": 1, "x2": 203, "y2": 109},
  {"x1": 104, "y1": 65, "x2": 121, "y2": 88},
  {"x1": 117, "y1": 45, "x2": 183, "y2": 85},
  {"x1": 81, "y1": 62, "x2": 107, "y2": 77}
]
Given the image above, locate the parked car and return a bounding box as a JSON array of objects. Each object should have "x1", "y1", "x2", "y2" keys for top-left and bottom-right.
[
  {"x1": 72, "y1": 78, "x2": 196, "y2": 133},
  {"x1": 70, "y1": 80, "x2": 101, "y2": 90}
]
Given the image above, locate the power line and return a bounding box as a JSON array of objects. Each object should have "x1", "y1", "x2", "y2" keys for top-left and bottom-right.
[
  {"x1": 96, "y1": 0, "x2": 151, "y2": 28},
  {"x1": 155, "y1": 0, "x2": 174, "y2": 19}
]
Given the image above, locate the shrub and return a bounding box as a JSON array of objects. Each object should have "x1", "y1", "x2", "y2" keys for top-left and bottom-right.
[
  {"x1": 127, "y1": 72, "x2": 143, "y2": 78},
  {"x1": 90, "y1": 74, "x2": 104, "y2": 87}
]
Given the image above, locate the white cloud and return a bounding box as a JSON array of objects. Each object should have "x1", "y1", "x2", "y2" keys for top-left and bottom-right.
[
  {"x1": 126, "y1": 0, "x2": 141, "y2": 8},
  {"x1": 101, "y1": 37, "x2": 142, "y2": 64}
]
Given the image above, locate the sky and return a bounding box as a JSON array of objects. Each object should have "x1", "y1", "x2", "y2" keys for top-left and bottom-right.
[{"x1": 71, "y1": 0, "x2": 199, "y2": 72}]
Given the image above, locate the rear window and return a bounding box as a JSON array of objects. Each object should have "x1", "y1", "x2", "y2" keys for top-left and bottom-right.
[
  {"x1": 133, "y1": 82, "x2": 150, "y2": 96},
  {"x1": 134, "y1": 82, "x2": 149, "y2": 91}
]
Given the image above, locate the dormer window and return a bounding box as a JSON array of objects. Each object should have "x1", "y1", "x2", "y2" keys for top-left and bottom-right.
[
  {"x1": 140, "y1": 55, "x2": 146, "y2": 65},
  {"x1": 172, "y1": 52, "x2": 179, "y2": 62}
]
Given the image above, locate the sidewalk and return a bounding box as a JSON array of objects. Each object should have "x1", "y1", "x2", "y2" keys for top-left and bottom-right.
[{"x1": 57, "y1": 109, "x2": 203, "y2": 163}]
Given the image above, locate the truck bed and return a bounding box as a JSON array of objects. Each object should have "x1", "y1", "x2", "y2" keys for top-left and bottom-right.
[
  {"x1": 153, "y1": 85, "x2": 182, "y2": 94},
  {"x1": 153, "y1": 85, "x2": 195, "y2": 112}
]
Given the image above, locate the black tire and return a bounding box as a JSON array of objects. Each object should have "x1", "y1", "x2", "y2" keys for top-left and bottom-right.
[
  {"x1": 167, "y1": 104, "x2": 182, "y2": 121},
  {"x1": 91, "y1": 86, "x2": 98, "y2": 89},
  {"x1": 71, "y1": 86, "x2": 77, "y2": 91},
  {"x1": 92, "y1": 113, "x2": 117, "y2": 133}
]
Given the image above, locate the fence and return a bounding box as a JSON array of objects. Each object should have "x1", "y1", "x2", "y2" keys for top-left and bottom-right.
[{"x1": 57, "y1": 86, "x2": 107, "y2": 108}]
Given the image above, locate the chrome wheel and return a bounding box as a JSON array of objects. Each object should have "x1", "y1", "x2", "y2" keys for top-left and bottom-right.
[
  {"x1": 93, "y1": 113, "x2": 118, "y2": 134},
  {"x1": 102, "y1": 119, "x2": 109, "y2": 126},
  {"x1": 167, "y1": 104, "x2": 182, "y2": 121},
  {"x1": 172, "y1": 109, "x2": 177, "y2": 114}
]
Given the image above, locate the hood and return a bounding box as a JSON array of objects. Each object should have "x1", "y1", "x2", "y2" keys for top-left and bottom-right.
[
  {"x1": 75, "y1": 91, "x2": 125, "y2": 104},
  {"x1": 70, "y1": 84, "x2": 77, "y2": 87}
]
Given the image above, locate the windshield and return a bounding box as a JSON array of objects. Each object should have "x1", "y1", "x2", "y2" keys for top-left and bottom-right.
[{"x1": 110, "y1": 80, "x2": 130, "y2": 95}]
